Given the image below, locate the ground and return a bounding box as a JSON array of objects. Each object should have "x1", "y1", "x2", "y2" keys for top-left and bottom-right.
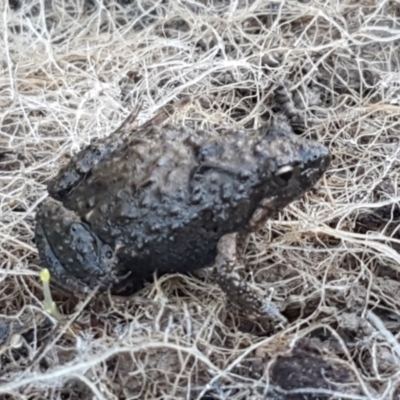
[{"x1": 1, "y1": 1, "x2": 400, "y2": 399}]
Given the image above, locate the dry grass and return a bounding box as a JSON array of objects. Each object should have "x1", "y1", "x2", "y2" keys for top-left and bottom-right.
[{"x1": 1, "y1": 0, "x2": 400, "y2": 399}]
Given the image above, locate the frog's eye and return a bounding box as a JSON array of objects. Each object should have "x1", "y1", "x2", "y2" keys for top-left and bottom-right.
[
  {"x1": 105, "y1": 250, "x2": 113, "y2": 259},
  {"x1": 274, "y1": 165, "x2": 294, "y2": 186},
  {"x1": 101, "y1": 245, "x2": 115, "y2": 261},
  {"x1": 70, "y1": 223, "x2": 79, "y2": 233}
]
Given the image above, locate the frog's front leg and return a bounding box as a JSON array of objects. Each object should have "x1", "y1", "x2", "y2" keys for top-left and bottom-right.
[{"x1": 213, "y1": 233, "x2": 287, "y2": 322}]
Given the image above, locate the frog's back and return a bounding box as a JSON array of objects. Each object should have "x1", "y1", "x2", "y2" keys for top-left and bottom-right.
[{"x1": 60, "y1": 124, "x2": 268, "y2": 291}]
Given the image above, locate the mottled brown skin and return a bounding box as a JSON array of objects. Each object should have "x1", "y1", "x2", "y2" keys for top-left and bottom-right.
[{"x1": 35, "y1": 102, "x2": 330, "y2": 317}]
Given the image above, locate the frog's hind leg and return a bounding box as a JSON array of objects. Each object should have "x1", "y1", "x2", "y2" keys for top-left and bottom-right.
[
  {"x1": 273, "y1": 83, "x2": 329, "y2": 134},
  {"x1": 273, "y1": 84, "x2": 306, "y2": 133},
  {"x1": 213, "y1": 233, "x2": 287, "y2": 322}
]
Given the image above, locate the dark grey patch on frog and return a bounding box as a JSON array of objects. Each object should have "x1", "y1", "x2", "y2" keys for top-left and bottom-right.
[{"x1": 35, "y1": 109, "x2": 330, "y2": 308}]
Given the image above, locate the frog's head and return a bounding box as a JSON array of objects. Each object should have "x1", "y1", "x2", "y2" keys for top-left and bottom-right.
[
  {"x1": 35, "y1": 198, "x2": 118, "y2": 294},
  {"x1": 255, "y1": 118, "x2": 330, "y2": 208}
]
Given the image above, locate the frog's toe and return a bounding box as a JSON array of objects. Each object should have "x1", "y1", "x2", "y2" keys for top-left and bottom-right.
[
  {"x1": 213, "y1": 233, "x2": 287, "y2": 322},
  {"x1": 215, "y1": 269, "x2": 286, "y2": 322}
]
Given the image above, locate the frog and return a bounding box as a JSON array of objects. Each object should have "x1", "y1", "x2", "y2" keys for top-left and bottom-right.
[{"x1": 34, "y1": 92, "x2": 330, "y2": 319}]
